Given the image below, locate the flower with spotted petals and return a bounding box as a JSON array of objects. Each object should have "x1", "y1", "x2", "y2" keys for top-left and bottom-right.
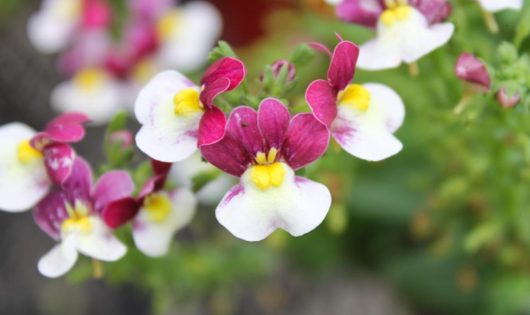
[
  {"x1": 102, "y1": 160, "x2": 196, "y2": 257},
  {"x1": 306, "y1": 41, "x2": 405, "y2": 161},
  {"x1": 198, "y1": 98, "x2": 332, "y2": 242},
  {"x1": 34, "y1": 158, "x2": 131, "y2": 278},
  {"x1": 134, "y1": 57, "x2": 246, "y2": 162},
  {"x1": 0, "y1": 113, "x2": 89, "y2": 212}
]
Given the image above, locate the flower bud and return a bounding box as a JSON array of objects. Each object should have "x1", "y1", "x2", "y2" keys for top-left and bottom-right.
[
  {"x1": 109, "y1": 130, "x2": 134, "y2": 149},
  {"x1": 496, "y1": 88, "x2": 520, "y2": 108},
  {"x1": 270, "y1": 59, "x2": 296, "y2": 82},
  {"x1": 455, "y1": 53, "x2": 491, "y2": 91}
]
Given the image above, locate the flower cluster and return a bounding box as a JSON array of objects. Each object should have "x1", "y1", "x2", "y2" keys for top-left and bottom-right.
[
  {"x1": 28, "y1": 0, "x2": 222, "y2": 123},
  {"x1": 0, "y1": 36, "x2": 407, "y2": 277}
]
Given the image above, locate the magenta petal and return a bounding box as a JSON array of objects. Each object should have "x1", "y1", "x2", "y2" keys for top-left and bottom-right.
[
  {"x1": 409, "y1": 0, "x2": 452, "y2": 24},
  {"x1": 328, "y1": 41, "x2": 359, "y2": 91},
  {"x1": 101, "y1": 197, "x2": 141, "y2": 229},
  {"x1": 308, "y1": 42, "x2": 332, "y2": 56},
  {"x1": 43, "y1": 112, "x2": 90, "y2": 144},
  {"x1": 33, "y1": 190, "x2": 70, "y2": 240},
  {"x1": 199, "y1": 77, "x2": 231, "y2": 109},
  {"x1": 257, "y1": 98, "x2": 290, "y2": 149},
  {"x1": 336, "y1": 0, "x2": 384, "y2": 28},
  {"x1": 62, "y1": 157, "x2": 93, "y2": 203},
  {"x1": 198, "y1": 107, "x2": 227, "y2": 146},
  {"x1": 201, "y1": 57, "x2": 246, "y2": 90},
  {"x1": 92, "y1": 171, "x2": 135, "y2": 213},
  {"x1": 43, "y1": 143, "x2": 76, "y2": 185},
  {"x1": 306, "y1": 79, "x2": 338, "y2": 128},
  {"x1": 151, "y1": 160, "x2": 172, "y2": 178},
  {"x1": 225, "y1": 106, "x2": 264, "y2": 156},
  {"x1": 283, "y1": 113, "x2": 330, "y2": 170},
  {"x1": 455, "y1": 53, "x2": 491, "y2": 90},
  {"x1": 200, "y1": 135, "x2": 250, "y2": 177}
]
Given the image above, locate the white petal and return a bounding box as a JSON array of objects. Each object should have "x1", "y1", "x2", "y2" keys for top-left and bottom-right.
[
  {"x1": 216, "y1": 164, "x2": 332, "y2": 242},
  {"x1": 51, "y1": 78, "x2": 122, "y2": 124},
  {"x1": 478, "y1": 0, "x2": 523, "y2": 12},
  {"x1": 158, "y1": 2, "x2": 222, "y2": 71},
  {"x1": 136, "y1": 124, "x2": 199, "y2": 162},
  {"x1": 196, "y1": 175, "x2": 236, "y2": 205},
  {"x1": 133, "y1": 189, "x2": 197, "y2": 257},
  {"x1": 72, "y1": 217, "x2": 126, "y2": 261},
  {"x1": 331, "y1": 83, "x2": 405, "y2": 161},
  {"x1": 358, "y1": 8, "x2": 454, "y2": 70},
  {"x1": 38, "y1": 238, "x2": 78, "y2": 278},
  {"x1": 0, "y1": 123, "x2": 50, "y2": 212},
  {"x1": 27, "y1": 0, "x2": 80, "y2": 53},
  {"x1": 134, "y1": 70, "x2": 196, "y2": 125}
]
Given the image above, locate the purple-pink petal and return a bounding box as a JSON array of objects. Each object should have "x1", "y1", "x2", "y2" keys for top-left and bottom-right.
[
  {"x1": 199, "y1": 77, "x2": 231, "y2": 109},
  {"x1": 33, "y1": 190, "x2": 70, "y2": 240},
  {"x1": 308, "y1": 42, "x2": 332, "y2": 56},
  {"x1": 43, "y1": 112, "x2": 90, "y2": 144},
  {"x1": 43, "y1": 143, "x2": 76, "y2": 185},
  {"x1": 409, "y1": 0, "x2": 452, "y2": 24},
  {"x1": 336, "y1": 0, "x2": 384, "y2": 28},
  {"x1": 283, "y1": 113, "x2": 330, "y2": 170},
  {"x1": 201, "y1": 57, "x2": 246, "y2": 91},
  {"x1": 198, "y1": 107, "x2": 227, "y2": 147},
  {"x1": 224, "y1": 106, "x2": 264, "y2": 156},
  {"x1": 455, "y1": 53, "x2": 491, "y2": 90},
  {"x1": 305, "y1": 79, "x2": 338, "y2": 128},
  {"x1": 257, "y1": 98, "x2": 290, "y2": 150},
  {"x1": 102, "y1": 197, "x2": 142, "y2": 229},
  {"x1": 328, "y1": 41, "x2": 359, "y2": 91},
  {"x1": 92, "y1": 171, "x2": 135, "y2": 213},
  {"x1": 61, "y1": 157, "x2": 93, "y2": 205}
]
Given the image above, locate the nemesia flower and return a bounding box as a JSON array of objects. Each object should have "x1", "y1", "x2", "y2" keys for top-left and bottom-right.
[
  {"x1": 455, "y1": 53, "x2": 491, "y2": 91},
  {"x1": 0, "y1": 113, "x2": 89, "y2": 212},
  {"x1": 306, "y1": 40, "x2": 405, "y2": 161},
  {"x1": 477, "y1": 0, "x2": 523, "y2": 12},
  {"x1": 156, "y1": 1, "x2": 222, "y2": 72},
  {"x1": 169, "y1": 153, "x2": 236, "y2": 205},
  {"x1": 134, "y1": 57, "x2": 246, "y2": 162},
  {"x1": 199, "y1": 98, "x2": 332, "y2": 241},
  {"x1": 34, "y1": 158, "x2": 130, "y2": 278},
  {"x1": 354, "y1": 0, "x2": 454, "y2": 70},
  {"x1": 102, "y1": 160, "x2": 196, "y2": 257},
  {"x1": 27, "y1": 0, "x2": 83, "y2": 53},
  {"x1": 51, "y1": 68, "x2": 123, "y2": 124}
]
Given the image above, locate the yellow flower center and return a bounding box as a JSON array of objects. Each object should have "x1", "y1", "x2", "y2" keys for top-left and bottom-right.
[
  {"x1": 250, "y1": 148, "x2": 285, "y2": 191},
  {"x1": 132, "y1": 59, "x2": 156, "y2": 84},
  {"x1": 143, "y1": 193, "x2": 172, "y2": 223},
  {"x1": 62, "y1": 201, "x2": 93, "y2": 234},
  {"x1": 380, "y1": 3, "x2": 412, "y2": 26},
  {"x1": 157, "y1": 11, "x2": 181, "y2": 40},
  {"x1": 16, "y1": 140, "x2": 43, "y2": 165},
  {"x1": 74, "y1": 68, "x2": 105, "y2": 91},
  {"x1": 173, "y1": 88, "x2": 204, "y2": 116},
  {"x1": 338, "y1": 84, "x2": 371, "y2": 112}
]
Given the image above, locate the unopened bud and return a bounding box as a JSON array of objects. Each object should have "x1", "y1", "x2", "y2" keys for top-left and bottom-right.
[
  {"x1": 497, "y1": 88, "x2": 520, "y2": 108},
  {"x1": 109, "y1": 130, "x2": 133, "y2": 149},
  {"x1": 455, "y1": 53, "x2": 491, "y2": 91},
  {"x1": 269, "y1": 59, "x2": 296, "y2": 82}
]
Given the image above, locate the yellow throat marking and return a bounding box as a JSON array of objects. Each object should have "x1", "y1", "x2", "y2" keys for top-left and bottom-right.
[
  {"x1": 74, "y1": 68, "x2": 105, "y2": 91},
  {"x1": 381, "y1": 2, "x2": 412, "y2": 26},
  {"x1": 250, "y1": 148, "x2": 285, "y2": 191},
  {"x1": 143, "y1": 193, "x2": 172, "y2": 223},
  {"x1": 16, "y1": 140, "x2": 43, "y2": 165},
  {"x1": 62, "y1": 201, "x2": 93, "y2": 234},
  {"x1": 157, "y1": 11, "x2": 181, "y2": 40},
  {"x1": 338, "y1": 84, "x2": 371, "y2": 112},
  {"x1": 173, "y1": 88, "x2": 204, "y2": 116}
]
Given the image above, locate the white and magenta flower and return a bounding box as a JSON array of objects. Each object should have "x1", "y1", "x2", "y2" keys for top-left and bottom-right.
[
  {"x1": 155, "y1": 1, "x2": 222, "y2": 72},
  {"x1": 135, "y1": 57, "x2": 246, "y2": 162},
  {"x1": 102, "y1": 160, "x2": 196, "y2": 257},
  {"x1": 27, "y1": 0, "x2": 111, "y2": 54},
  {"x1": 51, "y1": 68, "x2": 123, "y2": 124},
  {"x1": 477, "y1": 0, "x2": 523, "y2": 12},
  {"x1": 34, "y1": 158, "x2": 130, "y2": 278},
  {"x1": 0, "y1": 113, "x2": 89, "y2": 212},
  {"x1": 306, "y1": 41, "x2": 405, "y2": 161},
  {"x1": 340, "y1": 0, "x2": 454, "y2": 70},
  {"x1": 198, "y1": 98, "x2": 332, "y2": 241}
]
